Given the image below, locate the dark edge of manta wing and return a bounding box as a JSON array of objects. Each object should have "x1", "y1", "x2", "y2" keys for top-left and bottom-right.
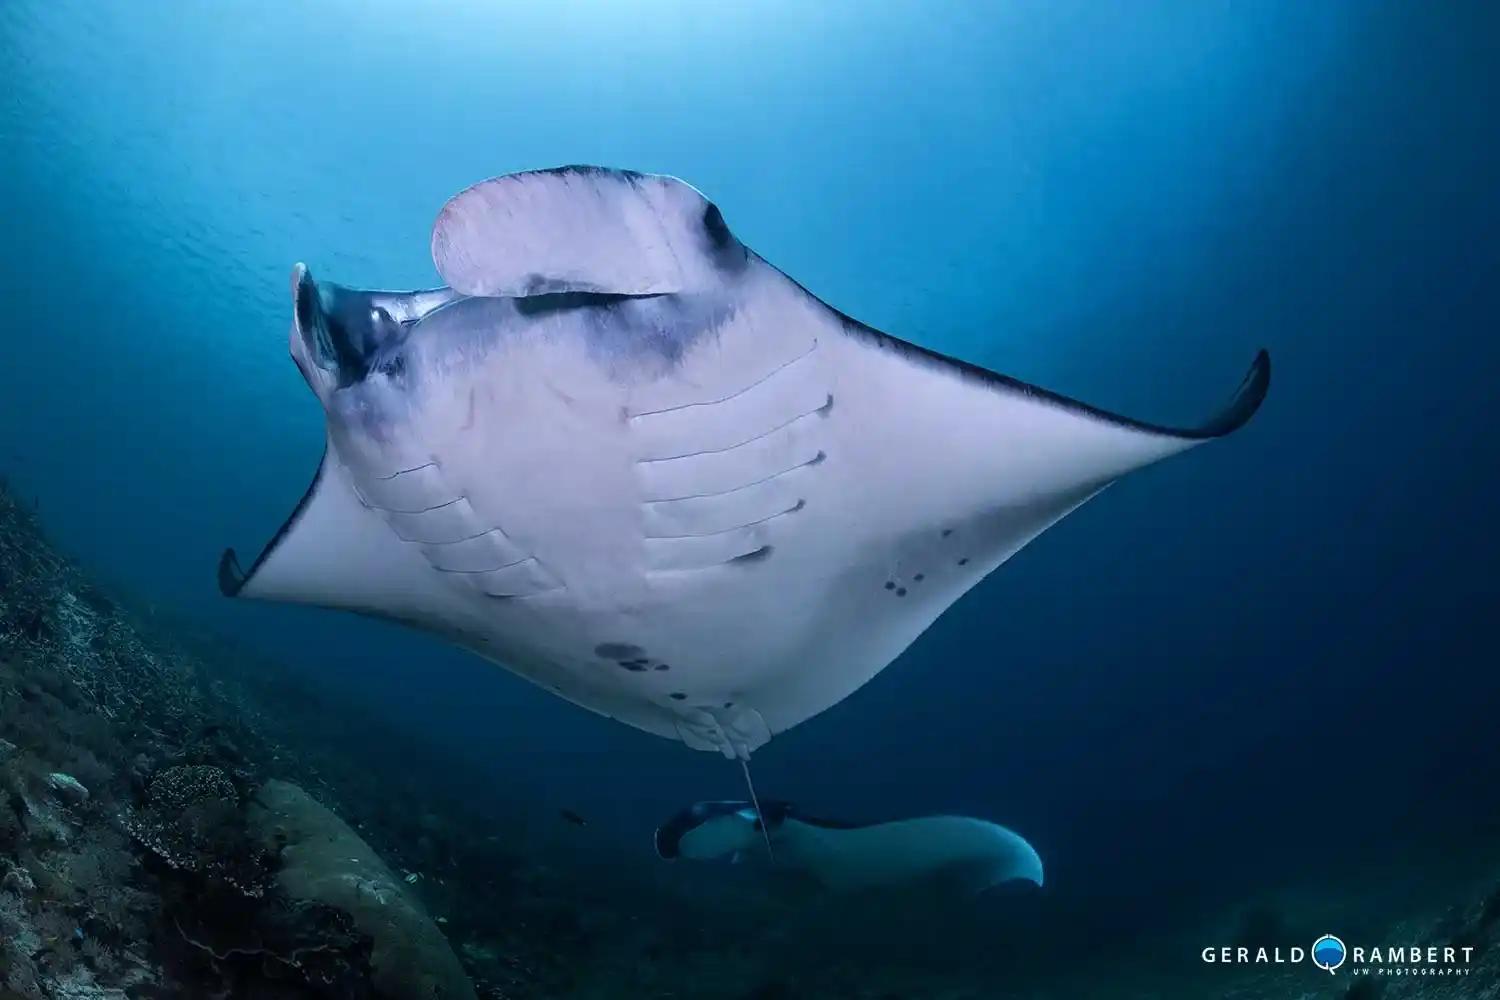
[
  {"x1": 217, "y1": 446, "x2": 329, "y2": 598},
  {"x1": 858, "y1": 314, "x2": 1269, "y2": 439},
  {"x1": 766, "y1": 256, "x2": 1271, "y2": 439},
  {"x1": 655, "y1": 803, "x2": 721, "y2": 860},
  {"x1": 851, "y1": 313, "x2": 1270, "y2": 439},
  {"x1": 787, "y1": 811, "x2": 880, "y2": 831},
  {"x1": 653, "y1": 819, "x2": 684, "y2": 860}
]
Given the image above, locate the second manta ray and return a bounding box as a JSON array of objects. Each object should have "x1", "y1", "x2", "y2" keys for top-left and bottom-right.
[
  {"x1": 655, "y1": 800, "x2": 1044, "y2": 895},
  {"x1": 220, "y1": 166, "x2": 1271, "y2": 760}
]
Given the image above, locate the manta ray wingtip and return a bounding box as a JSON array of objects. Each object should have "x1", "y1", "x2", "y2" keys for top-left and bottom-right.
[
  {"x1": 1195, "y1": 346, "x2": 1272, "y2": 440},
  {"x1": 217, "y1": 548, "x2": 246, "y2": 598},
  {"x1": 1247, "y1": 347, "x2": 1272, "y2": 396}
]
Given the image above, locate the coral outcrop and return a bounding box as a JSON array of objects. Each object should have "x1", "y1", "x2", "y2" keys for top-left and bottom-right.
[{"x1": 249, "y1": 779, "x2": 477, "y2": 1000}]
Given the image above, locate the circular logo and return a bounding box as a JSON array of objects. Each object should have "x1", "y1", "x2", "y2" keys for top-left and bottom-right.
[{"x1": 1312, "y1": 934, "x2": 1347, "y2": 974}]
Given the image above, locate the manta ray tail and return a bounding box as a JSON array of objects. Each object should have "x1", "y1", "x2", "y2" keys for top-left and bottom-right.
[{"x1": 739, "y1": 758, "x2": 776, "y2": 863}]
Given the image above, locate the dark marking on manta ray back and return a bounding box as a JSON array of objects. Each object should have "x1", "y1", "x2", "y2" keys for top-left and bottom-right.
[
  {"x1": 698, "y1": 201, "x2": 749, "y2": 272},
  {"x1": 514, "y1": 290, "x2": 661, "y2": 318},
  {"x1": 520, "y1": 273, "x2": 605, "y2": 296},
  {"x1": 786, "y1": 811, "x2": 875, "y2": 831},
  {"x1": 703, "y1": 204, "x2": 733, "y2": 251}
]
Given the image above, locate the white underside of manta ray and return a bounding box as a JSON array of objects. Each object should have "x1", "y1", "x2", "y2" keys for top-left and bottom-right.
[{"x1": 220, "y1": 165, "x2": 1270, "y2": 760}]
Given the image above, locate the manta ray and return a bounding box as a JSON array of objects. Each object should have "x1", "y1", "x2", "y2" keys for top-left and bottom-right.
[
  {"x1": 220, "y1": 165, "x2": 1270, "y2": 763},
  {"x1": 655, "y1": 799, "x2": 1044, "y2": 895}
]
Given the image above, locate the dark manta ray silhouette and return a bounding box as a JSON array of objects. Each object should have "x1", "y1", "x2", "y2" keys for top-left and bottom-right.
[
  {"x1": 654, "y1": 800, "x2": 1043, "y2": 895},
  {"x1": 220, "y1": 165, "x2": 1270, "y2": 769}
]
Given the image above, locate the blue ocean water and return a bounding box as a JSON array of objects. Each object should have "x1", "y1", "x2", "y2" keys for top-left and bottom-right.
[{"x1": 2, "y1": 0, "x2": 1496, "y2": 983}]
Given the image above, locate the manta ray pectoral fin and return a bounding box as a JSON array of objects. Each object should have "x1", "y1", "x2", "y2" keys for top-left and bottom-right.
[
  {"x1": 841, "y1": 331, "x2": 1271, "y2": 548},
  {"x1": 739, "y1": 297, "x2": 1270, "y2": 738},
  {"x1": 877, "y1": 334, "x2": 1273, "y2": 491},
  {"x1": 430, "y1": 165, "x2": 744, "y2": 298},
  {"x1": 217, "y1": 444, "x2": 439, "y2": 623}
]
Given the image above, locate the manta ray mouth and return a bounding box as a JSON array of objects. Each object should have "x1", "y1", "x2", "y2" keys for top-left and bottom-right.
[{"x1": 291, "y1": 263, "x2": 410, "y2": 387}]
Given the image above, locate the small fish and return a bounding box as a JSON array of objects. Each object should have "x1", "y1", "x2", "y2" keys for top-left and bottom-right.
[{"x1": 559, "y1": 809, "x2": 588, "y2": 827}]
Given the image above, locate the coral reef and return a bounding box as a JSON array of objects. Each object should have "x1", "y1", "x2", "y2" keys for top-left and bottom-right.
[
  {"x1": 0, "y1": 485, "x2": 420, "y2": 999},
  {"x1": 248, "y1": 779, "x2": 475, "y2": 1000},
  {"x1": 127, "y1": 764, "x2": 268, "y2": 898}
]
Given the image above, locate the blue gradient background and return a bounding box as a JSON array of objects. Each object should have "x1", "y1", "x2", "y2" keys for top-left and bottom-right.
[{"x1": 2, "y1": 0, "x2": 1495, "y2": 958}]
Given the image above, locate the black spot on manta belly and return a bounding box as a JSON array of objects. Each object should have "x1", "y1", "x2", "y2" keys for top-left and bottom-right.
[
  {"x1": 730, "y1": 545, "x2": 773, "y2": 564},
  {"x1": 958, "y1": 558, "x2": 969, "y2": 566},
  {"x1": 669, "y1": 692, "x2": 687, "y2": 701},
  {"x1": 594, "y1": 643, "x2": 672, "y2": 674},
  {"x1": 895, "y1": 587, "x2": 907, "y2": 597}
]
